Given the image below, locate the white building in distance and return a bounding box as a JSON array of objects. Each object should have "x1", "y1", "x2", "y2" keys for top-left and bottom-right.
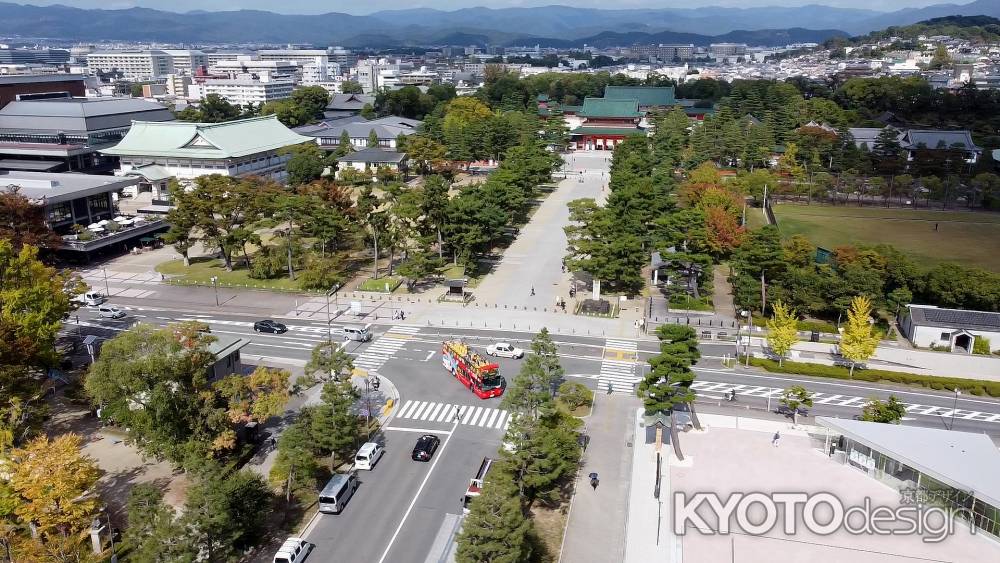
[
  {"x1": 86, "y1": 50, "x2": 172, "y2": 80},
  {"x1": 197, "y1": 72, "x2": 294, "y2": 107}
]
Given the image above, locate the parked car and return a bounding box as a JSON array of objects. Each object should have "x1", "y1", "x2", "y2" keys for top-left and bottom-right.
[
  {"x1": 354, "y1": 442, "x2": 384, "y2": 471},
  {"x1": 273, "y1": 537, "x2": 311, "y2": 563},
  {"x1": 486, "y1": 342, "x2": 524, "y2": 359},
  {"x1": 254, "y1": 319, "x2": 288, "y2": 334},
  {"x1": 411, "y1": 434, "x2": 441, "y2": 462},
  {"x1": 97, "y1": 305, "x2": 126, "y2": 319}
]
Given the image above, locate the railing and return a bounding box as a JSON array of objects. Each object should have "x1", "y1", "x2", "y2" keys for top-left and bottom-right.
[{"x1": 61, "y1": 219, "x2": 165, "y2": 251}]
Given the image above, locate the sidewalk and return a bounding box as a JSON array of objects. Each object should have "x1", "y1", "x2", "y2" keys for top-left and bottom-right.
[{"x1": 560, "y1": 392, "x2": 639, "y2": 563}]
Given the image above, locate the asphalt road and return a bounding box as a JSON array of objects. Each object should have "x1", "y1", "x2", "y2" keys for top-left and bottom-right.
[{"x1": 66, "y1": 304, "x2": 1000, "y2": 562}]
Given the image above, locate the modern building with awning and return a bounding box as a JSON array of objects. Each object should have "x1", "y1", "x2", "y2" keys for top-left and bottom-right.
[{"x1": 816, "y1": 417, "x2": 1000, "y2": 541}]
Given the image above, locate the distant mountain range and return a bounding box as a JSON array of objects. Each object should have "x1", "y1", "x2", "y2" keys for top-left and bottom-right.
[{"x1": 0, "y1": 1, "x2": 998, "y2": 47}]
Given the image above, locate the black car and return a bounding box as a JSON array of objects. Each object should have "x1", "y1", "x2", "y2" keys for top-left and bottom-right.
[
  {"x1": 253, "y1": 319, "x2": 287, "y2": 334},
  {"x1": 411, "y1": 434, "x2": 440, "y2": 462}
]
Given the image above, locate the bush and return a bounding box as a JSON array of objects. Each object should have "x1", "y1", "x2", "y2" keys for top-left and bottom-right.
[
  {"x1": 557, "y1": 381, "x2": 592, "y2": 411},
  {"x1": 248, "y1": 246, "x2": 285, "y2": 279},
  {"x1": 796, "y1": 319, "x2": 837, "y2": 334},
  {"x1": 298, "y1": 254, "x2": 344, "y2": 290},
  {"x1": 748, "y1": 358, "x2": 1000, "y2": 397},
  {"x1": 973, "y1": 337, "x2": 991, "y2": 355}
]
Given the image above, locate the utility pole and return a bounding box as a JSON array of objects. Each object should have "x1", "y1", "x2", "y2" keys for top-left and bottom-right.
[
  {"x1": 950, "y1": 389, "x2": 961, "y2": 430},
  {"x1": 102, "y1": 267, "x2": 111, "y2": 297}
]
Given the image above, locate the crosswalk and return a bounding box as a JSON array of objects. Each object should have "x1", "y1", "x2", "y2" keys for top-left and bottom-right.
[
  {"x1": 690, "y1": 380, "x2": 1000, "y2": 424},
  {"x1": 353, "y1": 325, "x2": 420, "y2": 373},
  {"x1": 395, "y1": 400, "x2": 511, "y2": 430},
  {"x1": 600, "y1": 338, "x2": 640, "y2": 393}
]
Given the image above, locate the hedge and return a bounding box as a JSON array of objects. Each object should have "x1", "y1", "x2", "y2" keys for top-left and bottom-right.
[{"x1": 748, "y1": 358, "x2": 1000, "y2": 398}]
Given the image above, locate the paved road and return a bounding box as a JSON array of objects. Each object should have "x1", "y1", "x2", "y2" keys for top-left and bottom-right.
[
  {"x1": 66, "y1": 305, "x2": 1000, "y2": 562},
  {"x1": 475, "y1": 151, "x2": 610, "y2": 309}
]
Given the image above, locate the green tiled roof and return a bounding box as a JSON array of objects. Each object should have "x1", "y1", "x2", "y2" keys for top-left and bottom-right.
[
  {"x1": 578, "y1": 97, "x2": 643, "y2": 118},
  {"x1": 604, "y1": 86, "x2": 676, "y2": 107},
  {"x1": 561, "y1": 105, "x2": 583, "y2": 113},
  {"x1": 102, "y1": 115, "x2": 312, "y2": 159},
  {"x1": 570, "y1": 126, "x2": 646, "y2": 136}
]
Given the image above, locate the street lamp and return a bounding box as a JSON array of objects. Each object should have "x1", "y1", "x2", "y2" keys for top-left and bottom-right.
[
  {"x1": 950, "y1": 388, "x2": 961, "y2": 430},
  {"x1": 325, "y1": 283, "x2": 343, "y2": 346},
  {"x1": 210, "y1": 276, "x2": 219, "y2": 307},
  {"x1": 741, "y1": 310, "x2": 752, "y2": 367},
  {"x1": 102, "y1": 267, "x2": 111, "y2": 297}
]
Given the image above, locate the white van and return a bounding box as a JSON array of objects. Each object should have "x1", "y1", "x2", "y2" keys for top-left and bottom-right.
[
  {"x1": 318, "y1": 472, "x2": 359, "y2": 514},
  {"x1": 77, "y1": 291, "x2": 106, "y2": 306},
  {"x1": 273, "y1": 537, "x2": 310, "y2": 563},
  {"x1": 343, "y1": 324, "x2": 372, "y2": 342},
  {"x1": 354, "y1": 442, "x2": 384, "y2": 470},
  {"x1": 97, "y1": 305, "x2": 125, "y2": 319}
]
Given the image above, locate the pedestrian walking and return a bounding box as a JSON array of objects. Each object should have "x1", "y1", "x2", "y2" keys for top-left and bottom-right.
[
  {"x1": 453, "y1": 407, "x2": 461, "y2": 423},
  {"x1": 589, "y1": 472, "x2": 599, "y2": 491},
  {"x1": 935, "y1": 222, "x2": 939, "y2": 231},
  {"x1": 772, "y1": 431, "x2": 781, "y2": 447}
]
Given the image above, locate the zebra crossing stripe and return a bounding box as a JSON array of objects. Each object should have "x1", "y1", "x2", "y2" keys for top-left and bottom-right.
[
  {"x1": 484, "y1": 409, "x2": 499, "y2": 427},
  {"x1": 425, "y1": 403, "x2": 444, "y2": 421},
  {"x1": 399, "y1": 400, "x2": 419, "y2": 418},
  {"x1": 412, "y1": 402, "x2": 430, "y2": 419},
  {"x1": 606, "y1": 339, "x2": 637, "y2": 349}
]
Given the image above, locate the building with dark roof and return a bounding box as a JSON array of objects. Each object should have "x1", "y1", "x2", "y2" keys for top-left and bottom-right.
[
  {"x1": 847, "y1": 127, "x2": 982, "y2": 164},
  {"x1": 0, "y1": 74, "x2": 86, "y2": 110},
  {"x1": 899, "y1": 304, "x2": 1000, "y2": 353},
  {"x1": 335, "y1": 147, "x2": 407, "y2": 178},
  {"x1": 324, "y1": 93, "x2": 375, "y2": 119},
  {"x1": 296, "y1": 115, "x2": 421, "y2": 151},
  {"x1": 0, "y1": 96, "x2": 173, "y2": 173},
  {"x1": 0, "y1": 170, "x2": 166, "y2": 255}
]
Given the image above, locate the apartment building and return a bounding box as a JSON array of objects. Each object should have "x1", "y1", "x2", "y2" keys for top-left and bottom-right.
[
  {"x1": 0, "y1": 48, "x2": 71, "y2": 65},
  {"x1": 86, "y1": 50, "x2": 172, "y2": 80},
  {"x1": 211, "y1": 57, "x2": 298, "y2": 80},
  {"x1": 627, "y1": 44, "x2": 695, "y2": 61},
  {"x1": 199, "y1": 73, "x2": 294, "y2": 107},
  {"x1": 161, "y1": 50, "x2": 209, "y2": 75}
]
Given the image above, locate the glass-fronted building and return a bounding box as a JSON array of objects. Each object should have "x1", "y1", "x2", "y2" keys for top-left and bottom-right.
[{"x1": 817, "y1": 417, "x2": 1000, "y2": 541}]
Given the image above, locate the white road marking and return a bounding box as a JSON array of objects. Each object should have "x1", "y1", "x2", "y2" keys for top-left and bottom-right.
[
  {"x1": 424, "y1": 403, "x2": 444, "y2": 421},
  {"x1": 423, "y1": 351, "x2": 435, "y2": 362},
  {"x1": 411, "y1": 402, "x2": 430, "y2": 420},
  {"x1": 376, "y1": 419, "x2": 459, "y2": 563},
  {"x1": 383, "y1": 426, "x2": 453, "y2": 435}
]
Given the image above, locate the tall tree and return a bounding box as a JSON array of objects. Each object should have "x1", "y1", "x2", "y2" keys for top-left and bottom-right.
[
  {"x1": 10, "y1": 434, "x2": 100, "y2": 542},
  {"x1": 84, "y1": 324, "x2": 231, "y2": 464},
  {"x1": 766, "y1": 301, "x2": 798, "y2": 366},
  {"x1": 316, "y1": 379, "x2": 360, "y2": 470},
  {"x1": 0, "y1": 189, "x2": 61, "y2": 251},
  {"x1": 840, "y1": 295, "x2": 880, "y2": 377},
  {"x1": 455, "y1": 472, "x2": 532, "y2": 563},
  {"x1": 638, "y1": 324, "x2": 701, "y2": 460},
  {"x1": 124, "y1": 484, "x2": 197, "y2": 562},
  {"x1": 304, "y1": 341, "x2": 355, "y2": 385},
  {"x1": 340, "y1": 81, "x2": 364, "y2": 94},
  {"x1": 270, "y1": 417, "x2": 319, "y2": 504}
]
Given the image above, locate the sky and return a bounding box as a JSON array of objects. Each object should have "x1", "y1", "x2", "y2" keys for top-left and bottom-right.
[{"x1": 10, "y1": 0, "x2": 957, "y2": 15}]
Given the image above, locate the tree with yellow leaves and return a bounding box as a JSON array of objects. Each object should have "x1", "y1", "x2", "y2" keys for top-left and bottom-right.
[
  {"x1": 766, "y1": 301, "x2": 799, "y2": 366},
  {"x1": 214, "y1": 365, "x2": 290, "y2": 425},
  {"x1": 840, "y1": 295, "x2": 880, "y2": 377},
  {"x1": 10, "y1": 433, "x2": 100, "y2": 542}
]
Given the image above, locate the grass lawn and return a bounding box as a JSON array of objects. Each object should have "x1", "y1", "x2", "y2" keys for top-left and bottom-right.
[
  {"x1": 744, "y1": 205, "x2": 771, "y2": 230},
  {"x1": 157, "y1": 257, "x2": 303, "y2": 291},
  {"x1": 357, "y1": 276, "x2": 402, "y2": 293},
  {"x1": 770, "y1": 204, "x2": 1000, "y2": 271},
  {"x1": 529, "y1": 504, "x2": 568, "y2": 563}
]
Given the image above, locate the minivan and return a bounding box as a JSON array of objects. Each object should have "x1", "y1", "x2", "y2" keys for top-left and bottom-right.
[
  {"x1": 272, "y1": 537, "x2": 310, "y2": 563},
  {"x1": 354, "y1": 442, "x2": 384, "y2": 471},
  {"x1": 97, "y1": 305, "x2": 125, "y2": 319},
  {"x1": 343, "y1": 324, "x2": 372, "y2": 342},
  {"x1": 81, "y1": 291, "x2": 106, "y2": 306},
  {"x1": 318, "y1": 472, "x2": 359, "y2": 514}
]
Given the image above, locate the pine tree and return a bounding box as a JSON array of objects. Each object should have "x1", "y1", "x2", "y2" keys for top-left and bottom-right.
[
  {"x1": 860, "y1": 395, "x2": 907, "y2": 424},
  {"x1": 638, "y1": 324, "x2": 700, "y2": 460},
  {"x1": 779, "y1": 385, "x2": 814, "y2": 425},
  {"x1": 455, "y1": 473, "x2": 532, "y2": 563},
  {"x1": 368, "y1": 128, "x2": 380, "y2": 148},
  {"x1": 318, "y1": 379, "x2": 361, "y2": 469}
]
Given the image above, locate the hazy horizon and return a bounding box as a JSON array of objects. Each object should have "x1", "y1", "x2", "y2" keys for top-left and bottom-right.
[{"x1": 7, "y1": 0, "x2": 962, "y2": 16}]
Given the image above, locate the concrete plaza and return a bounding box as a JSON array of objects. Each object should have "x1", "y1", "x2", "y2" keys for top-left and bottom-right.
[{"x1": 634, "y1": 414, "x2": 1000, "y2": 563}]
